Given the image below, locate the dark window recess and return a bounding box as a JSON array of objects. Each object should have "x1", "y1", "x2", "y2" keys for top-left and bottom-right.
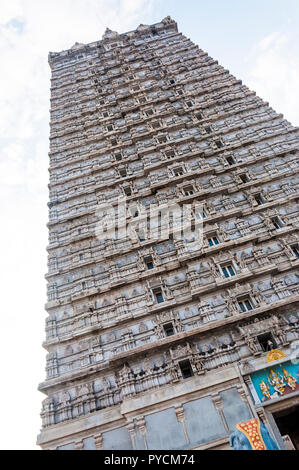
[
  {"x1": 238, "y1": 298, "x2": 253, "y2": 312},
  {"x1": 240, "y1": 173, "x2": 250, "y2": 183},
  {"x1": 226, "y1": 156, "x2": 236, "y2": 165},
  {"x1": 208, "y1": 236, "x2": 219, "y2": 247},
  {"x1": 163, "y1": 323, "x2": 174, "y2": 337},
  {"x1": 196, "y1": 210, "x2": 206, "y2": 219},
  {"x1": 196, "y1": 112, "x2": 204, "y2": 120},
  {"x1": 111, "y1": 139, "x2": 117, "y2": 146},
  {"x1": 144, "y1": 256, "x2": 154, "y2": 270},
  {"x1": 291, "y1": 245, "x2": 299, "y2": 258},
  {"x1": 254, "y1": 193, "x2": 266, "y2": 205},
  {"x1": 179, "y1": 360, "x2": 194, "y2": 379},
  {"x1": 153, "y1": 288, "x2": 164, "y2": 304},
  {"x1": 165, "y1": 149, "x2": 175, "y2": 159},
  {"x1": 107, "y1": 125, "x2": 113, "y2": 132},
  {"x1": 222, "y1": 264, "x2": 235, "y2": 278},
  {"x1": 186, "y1": 101, "x2": 193, "y2": 107},
  {"x1": 257, "y1": 333, "x2": 277, "y2": 352},
  {"x1": 173, "y1": 167, "x2": 184, "y2": 176},
  {"x1": 119, "y1": 168, "x2": 127, "y2": 177},
  {"x1": 215, "y1": 140, "x2": 224, "y2": 148},
  {"x1": 184, "y1": 185, "x2": 194, "y2": 196},
  {"x1": 272, "y1": 217, "x2": 284, "y2": 229},
  {"x1": 115, "y1": 152, "x2": 122, "y2": 161},
  {"x1": 205, "y1": 126, "x2": 212, "y2": 134},
  {"x1": 152, "y1": 121, "x2": 161, "y2": 128},
  {"x1": 124, "y1": 186, "x2": 132, "y2": 196},
  {"x1": 169, "y1": 79, "x2": 176, "y2": 85}
]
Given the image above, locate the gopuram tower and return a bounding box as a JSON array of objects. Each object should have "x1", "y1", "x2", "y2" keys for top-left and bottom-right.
[{"x1": 37, "y1": 17, "x2": 299, "y2": 450}]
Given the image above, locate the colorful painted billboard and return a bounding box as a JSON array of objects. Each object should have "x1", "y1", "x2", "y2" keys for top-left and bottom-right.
[{"x1": 250, "y1": 360, "x2": 299, "y2": 403}]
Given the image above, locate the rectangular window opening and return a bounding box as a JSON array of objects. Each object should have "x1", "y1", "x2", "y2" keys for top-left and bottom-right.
[
  {"x1": 221, "y1": 264, "x2": 235, "y2": 278},
  {"x1": 144, "y1": 256, "x2": 154, "y2": 270},
  {"x1": 163, "y1": 322, "x2": 174, "y2": 337},
  {"x1": 237, "y1": 297, "x2": 253, "y2": 312},
  {"x1": 208, "y1": 236, "x2": 220, "y2": 247},
  {"x1": 291, "y1": 245, "x2": 299, "y2": 258},
  {"x1": 272, "y1": 217, "x2": 284, "y2": 229},
  {"x1": 257, "y1": 333, "x2": 277, "y2": 352},
  {"x1": 179, "y1": 360, "x2": 194, "y2": 379},
  {"x1": 153, "y1": 288, "x2": 164, "y2": 304}
]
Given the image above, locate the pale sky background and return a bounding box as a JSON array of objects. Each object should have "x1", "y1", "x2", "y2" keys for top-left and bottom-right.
[{"x1": 0, "y1": 0, "x2": 298, "y2": 450}]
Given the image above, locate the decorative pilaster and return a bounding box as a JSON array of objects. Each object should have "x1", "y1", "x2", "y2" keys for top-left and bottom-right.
[{"x1": 174, "y1": 406, "x2": 190, "y2": 445}]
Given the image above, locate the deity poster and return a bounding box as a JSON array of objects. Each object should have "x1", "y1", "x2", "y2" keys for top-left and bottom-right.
[{"x1": 250, "y1": 360, "x2": 299, "y2": 403}]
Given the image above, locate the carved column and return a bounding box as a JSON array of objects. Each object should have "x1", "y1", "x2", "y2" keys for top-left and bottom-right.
[
  {"x1": 136, "y1": 417, "x2": 148, "y2": 450},
  {"x1": 175, "y1": 405, "x2": 190, "y2": 445},
  {"x1": 94, "y1": 433, "x2": 104, "y2": 450},
  {"x1": 211, "y1": 393, "x2": 228, "y2": 432},
  {"x1": 126, "y1": 421, "x2": 137, "y2": 450},
  {"x1": 74, "y1": 438, "x2": 84, "y2": 450}
]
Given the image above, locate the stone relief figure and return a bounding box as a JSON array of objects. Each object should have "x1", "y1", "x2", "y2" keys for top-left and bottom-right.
[
  {"x1": 136, "y1": 253, "x2": 145, "y2": 271},
  {"x1": 224, "y1": 293, "x2": 238, "y2": 315},
  {"x1": 119, "y1": 363, "x2": 132, "y2": 380},
  {"x1": 233, "y1": 251, "x2": 246, "y2": 269},
  {"x1": 251, "y1": 284, "x2": 265, "y2": 305},
  {"x1": 42, "y1": 397, "x2": 55, "y2": 412},
  {"x1": 162, "y1": 280, "x2": 173, "y2": 299},
  {"x1": 207, "y1": 259, "x2": 219, "y2": 278},
  {"x1": 190, "y1": 355, "x2": 204, "y2": 374},
  {"x1": 101, "y1": 377, "x2": 110, "y2": 392},
  {"x1": 139, "y1": 321, "x2": 148, "y2": 333},
  {"x1": 102, "y1": 27, "x2": 118, "y2": 40},
  {"x1": 272, "y1": 315, "x2": 287, "y2": 345},
  {"x1": 77, "y1": 384, "x2": 90, "y2": 397},
  {"x1": 230, "y1": 418, "x2": 279, "y2": 450},
  {"x1": 162, "y1": 16, "x2": 173, "y2": 24},
  {"x1": 149, "y1": 246, "x2": 160, "y2": 265},
  {"x1": 264, "y1": 216, "x2": 274, "y2": 231},
  {"x1": 61, "y1": 391, "x2": 71, "y2": 404},
  {"x1": 245, "y1": 334, "x2": 260, "y2": 354},
  {"x1": 142, "y1": 357, "x2": 153, "y2": 372},
  {"x1": 218, "y1": 227, "x2": 229, "y2": 242},
  {"x1": 278, "y1": 239, "x2": 295, "y2": 259}
]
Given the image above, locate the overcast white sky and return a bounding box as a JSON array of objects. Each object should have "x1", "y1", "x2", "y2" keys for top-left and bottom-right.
[{"x1": 0, "y1": 0, "x2": 298, "y2": 450}]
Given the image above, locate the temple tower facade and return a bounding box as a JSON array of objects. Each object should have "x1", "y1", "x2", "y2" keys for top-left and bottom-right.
[{"x1": 37, "y1": 17, "x2": 299, "y2": 450}]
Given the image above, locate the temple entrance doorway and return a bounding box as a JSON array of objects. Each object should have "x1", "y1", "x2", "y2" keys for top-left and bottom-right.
[{"x1": 273, "y1": 405, "x2": 299, "y2": 450}]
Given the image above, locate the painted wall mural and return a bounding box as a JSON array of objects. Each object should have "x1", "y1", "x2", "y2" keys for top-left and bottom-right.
[{"x1": 250, "y1": 360, "x2": 299, "y2": 403}]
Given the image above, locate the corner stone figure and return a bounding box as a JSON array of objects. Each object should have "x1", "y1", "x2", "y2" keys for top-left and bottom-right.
[{"x1": 230, "y1": 418, "x2": 279, "y2": 450}]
